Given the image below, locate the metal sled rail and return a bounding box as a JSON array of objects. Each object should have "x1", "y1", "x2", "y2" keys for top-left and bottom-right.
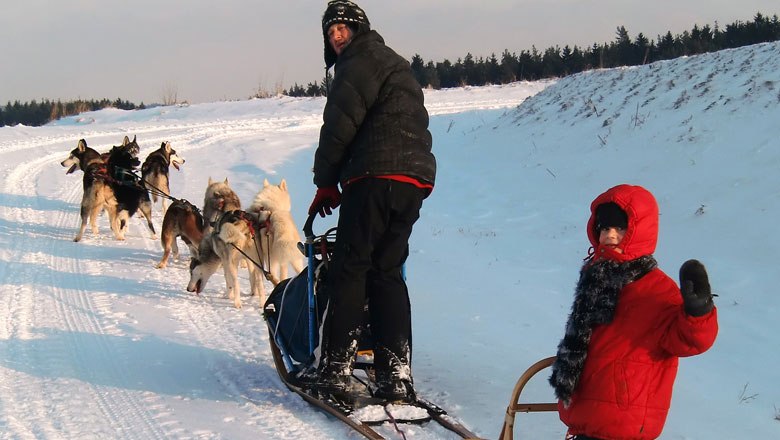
[
  {"x1": 267, "y1": 326, "x2": 482, "y2": 439},
  {"x1": 499, "y1": 356, "x2": 558, "y2": 440}
]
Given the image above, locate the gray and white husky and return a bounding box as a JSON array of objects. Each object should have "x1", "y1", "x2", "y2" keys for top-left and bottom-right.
[
  {"x1": 202, "y1": 177, "x2": 241, "y2": 234},
  {"x1": 186, "y1": 210, "x2": 279, "y2": 308}
]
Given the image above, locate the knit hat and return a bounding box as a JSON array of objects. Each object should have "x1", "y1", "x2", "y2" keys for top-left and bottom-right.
[
  {"x1": 595, "y1": 202, "x2": 628, "y2": 231},
  {"x1": 322, "y1": 0, "x2": 371, "y2": 68}
]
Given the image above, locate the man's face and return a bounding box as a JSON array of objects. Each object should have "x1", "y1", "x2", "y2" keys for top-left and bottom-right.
[{"x1": 328, "y1": 23, "x2": 353, "y2": 56}]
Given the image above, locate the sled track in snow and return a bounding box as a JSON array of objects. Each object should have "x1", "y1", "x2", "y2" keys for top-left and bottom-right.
[
  {"x1": 0, "y1": 113, "x2": 353, "y2": 439},
  {"x1": 0, "y1": 153, "x2": 176, "y2": 439}
]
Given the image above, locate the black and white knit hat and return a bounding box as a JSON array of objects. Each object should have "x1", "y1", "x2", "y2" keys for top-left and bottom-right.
[{"x1": 321, "y1": 0, "x2": 371, "y2": 68}]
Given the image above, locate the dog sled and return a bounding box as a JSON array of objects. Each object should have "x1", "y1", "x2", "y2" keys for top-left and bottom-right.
[{"x1": 263, "y1": 213, "x2": 481, "y2": 439}]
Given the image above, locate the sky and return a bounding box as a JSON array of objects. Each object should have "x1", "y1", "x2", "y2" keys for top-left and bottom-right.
[
  {"x1": 0, "y1": 40, "x2": 778, "y2": 439},
  {"x1": 1, "y1": 1, "x2": 778, "y2": 105}
]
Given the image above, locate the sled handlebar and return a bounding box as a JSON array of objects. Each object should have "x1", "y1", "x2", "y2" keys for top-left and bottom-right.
[{"x1": 303, "y1": 212, "x2": 317, "y2": 242}]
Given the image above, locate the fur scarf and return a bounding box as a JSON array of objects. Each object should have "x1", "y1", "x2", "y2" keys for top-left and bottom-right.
[{"x1": 549, "y1": 255, "x2": 658, "y2": 405}]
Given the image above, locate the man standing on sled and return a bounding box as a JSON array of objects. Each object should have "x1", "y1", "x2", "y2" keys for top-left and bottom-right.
[{"x1": 303, "y1": 0, "x2": 435, "y2": 403}]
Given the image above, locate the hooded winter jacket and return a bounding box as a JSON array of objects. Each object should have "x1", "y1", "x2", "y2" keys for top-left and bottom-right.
[
  {"x1": 557, "y1": 184, "x2": 718, "y2": 440},
  {"x1": 313, "y1": 30, "x2": 435, "y2": 188}
]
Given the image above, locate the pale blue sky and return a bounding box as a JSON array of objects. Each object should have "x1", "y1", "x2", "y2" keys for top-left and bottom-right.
[{"x1": 2, "y1": 0, "x2": 776, "y2": 104}]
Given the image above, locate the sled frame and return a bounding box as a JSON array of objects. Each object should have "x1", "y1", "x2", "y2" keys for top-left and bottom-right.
[{"x1": 499, "y1": 356, "x2": 558, "y2": 440}]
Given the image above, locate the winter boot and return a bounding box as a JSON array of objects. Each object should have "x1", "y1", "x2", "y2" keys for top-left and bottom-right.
[
  {"x1": 374, "y1": 368, "x2": 416, "y2": 403},
  {"x1": 312, "y1": 361, "x2": 353, "y2": 399},
  {"x1": 375, "y1": 377, "x2": 415, "y2": 403}
]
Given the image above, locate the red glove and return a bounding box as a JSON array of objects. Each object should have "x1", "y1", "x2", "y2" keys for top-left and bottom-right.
[{"x1": 308, "y1": 186, "x2": 341, "y2": 217}]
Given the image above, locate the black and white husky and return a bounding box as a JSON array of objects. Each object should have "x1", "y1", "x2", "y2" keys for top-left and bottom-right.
[
  {"x1": 141, "y1": 141, "x2": 185, "y2": 215},
  {"x1": 105, "y1": 140, "x2": 157, "y2": 240},
  {"x1": 61, "y1": 136, "x2": 156, "y2": 241}
]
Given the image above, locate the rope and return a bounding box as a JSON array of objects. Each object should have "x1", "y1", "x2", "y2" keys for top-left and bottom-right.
[
  {"x1": 218, "y1": 210, "x2": 276, "y2": 283},
  {"x1": 229, "y1": 242, "x2": 276, "y2": 282},
  {"x1": 383, "y1": 406, "x2": 408, "y2": 440},
  {"x1": 113, "y1": 167, "x2": 204, "y2": 220}
]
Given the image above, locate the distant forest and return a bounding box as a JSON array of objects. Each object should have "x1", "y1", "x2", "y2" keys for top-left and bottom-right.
[
  {"x1": 0, "y1": 98, "x2": 143, "y2": 128},
  {"x1": 284, "y1": 12, "x2": 780, "y2": 96},
  {"x1": 2, "y1": 12, "x2": 778, "y2": 127}
]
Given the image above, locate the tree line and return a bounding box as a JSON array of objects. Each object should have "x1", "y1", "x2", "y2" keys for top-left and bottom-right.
[
  {"x1": 0, "y1": 98, "x2": 143, "y2": 127},
  {"x1": 285, "y1": 12, "x2": 780, "y2": 95}
]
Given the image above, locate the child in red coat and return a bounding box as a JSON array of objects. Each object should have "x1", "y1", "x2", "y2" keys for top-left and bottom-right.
[{"x1": 549, "y1": 184, "x2": 718, "y2": 440}]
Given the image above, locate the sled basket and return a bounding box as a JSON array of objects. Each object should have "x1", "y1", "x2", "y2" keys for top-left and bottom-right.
[
  {"x1": 264, "y1": 264, "x2": 329, "y2": 365},
  {"x1": 264, "y1": 213, "x2": 336, "y2": 374}
]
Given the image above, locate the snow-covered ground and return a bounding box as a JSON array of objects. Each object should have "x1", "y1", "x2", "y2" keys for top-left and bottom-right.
[{"x1": 0, "y1": 41, "x2": 778, "y2": 439}]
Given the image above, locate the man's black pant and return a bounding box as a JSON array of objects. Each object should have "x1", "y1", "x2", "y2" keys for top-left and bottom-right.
[{"x1": 320, "y1": 178, "x2": 426, "y2": 379}]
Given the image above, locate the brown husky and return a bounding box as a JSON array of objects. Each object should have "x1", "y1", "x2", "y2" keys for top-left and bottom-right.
[{"x1": 156, "y1": 199, "x2": 205, "y2": 269}]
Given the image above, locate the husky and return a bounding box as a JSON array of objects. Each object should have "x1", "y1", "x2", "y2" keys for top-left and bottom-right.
[
  {"x1": 60, "y1": 139, "x2": 121, "y2": 242},
  {"x1": 155, "y1": 199, "x2": 205, "y2": 269},
  {"x1": 105, "y1": 141, "x2": 156, "y2": 240},
  {"x1": 248, "y1": 178, "x2": 304, "y2": 281},
  {"x1": 186, "y1": 210, "x2": 279, "y2": 308},
  {"x1": 118, "y1": 135, "x2": 140, "y2": 157},
  {"x1": 141, "y1": 141, "x2": 185, "y2": 216},
  {"x1": 202, "y1": 177, "x2": 241, "y2": 233}
]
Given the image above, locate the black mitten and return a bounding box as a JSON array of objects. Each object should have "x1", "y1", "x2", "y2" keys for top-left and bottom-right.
[{"x1": 679, "y1": 259, "x2": 714, "y2": 317}]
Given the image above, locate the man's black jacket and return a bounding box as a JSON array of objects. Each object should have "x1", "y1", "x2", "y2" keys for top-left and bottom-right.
[{"x1": 313, "y1": 30, "x2": 436, "y2": 188}]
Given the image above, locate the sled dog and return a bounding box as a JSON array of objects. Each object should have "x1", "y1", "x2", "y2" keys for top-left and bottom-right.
[
  {"x1": 202, "y1": 177, "x2": 241, "y2": 234},
  {"x1": 248, "y1": 178, "x2": 304, "y2": 281},
  {"x1": 156, "y1": 199, "x2": 205, "y2": 269},
  {"x1": 105, "y1": 141, "x2": 156, "y2": 240},
  {"x1": 117, "y1": 135, "x2": 140, "y2": 158},
  {"x1": 186, "y1": 210, "x2": 279, "y2": 308},
  {"x1": 141, "y1": 141, "x2": 185, "y2": 216},
  {"x1": 61, "y1": 139, "x2": 120, "y2": 242}
]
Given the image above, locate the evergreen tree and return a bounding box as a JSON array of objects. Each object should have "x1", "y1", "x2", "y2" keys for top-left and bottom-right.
[
  {"x1": 499, "y1": 50, "x2": 518, "y2": 83},
  {"x1": 410, "y1": 54, "x2": 427, "y2": 87}
]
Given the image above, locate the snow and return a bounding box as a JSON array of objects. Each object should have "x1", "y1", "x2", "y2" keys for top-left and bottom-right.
[{"x1": 1, "y1": 41, "x2": 779, "y2": 439}]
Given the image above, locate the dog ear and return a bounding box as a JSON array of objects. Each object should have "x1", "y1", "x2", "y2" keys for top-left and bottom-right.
[
  {"x1": 208, "y1": 176, "x2": 214, "y2": 185},
  {"x1": 224, "y1": 177, "x2": 229, "y2": 185},
  {"x1": 122, "y1": 136, "x2": 130, "y2": 146},
  {"x1": 78, "y1": 139, "x2": 88, "y2": 151},
  {"x1": 280, "y1": 179, "x2": 287, "y2": 191},
  {"x1": 263, "y1": 178, "x2": 270, "y2": 187}
]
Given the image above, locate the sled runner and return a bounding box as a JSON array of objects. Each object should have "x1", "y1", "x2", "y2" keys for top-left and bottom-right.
[
  {"x1": 264, "y1": 213, "x2": 481, "y2": 439},
  {"x1": 498, "y1": 356, "x2": 558, "y2": 440}
]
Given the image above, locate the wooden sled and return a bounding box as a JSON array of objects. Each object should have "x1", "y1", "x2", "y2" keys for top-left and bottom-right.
[{"x1": 499, "y1": 356, "x2": 558, "y2": 440}]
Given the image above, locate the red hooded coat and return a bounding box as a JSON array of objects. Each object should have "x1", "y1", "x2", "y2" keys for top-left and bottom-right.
[{"x1": 558, "y1": 184, "x2": 718, "y2": 439}]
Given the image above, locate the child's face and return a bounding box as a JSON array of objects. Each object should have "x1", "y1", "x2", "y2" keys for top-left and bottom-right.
[{"x1": 599, "y1": 226, "x2": 626, "y2": 253}]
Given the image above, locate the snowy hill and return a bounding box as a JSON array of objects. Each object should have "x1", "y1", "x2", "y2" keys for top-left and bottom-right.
[{"x1": 0, "y1": 41, "x2": 778, "y2": 439}]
